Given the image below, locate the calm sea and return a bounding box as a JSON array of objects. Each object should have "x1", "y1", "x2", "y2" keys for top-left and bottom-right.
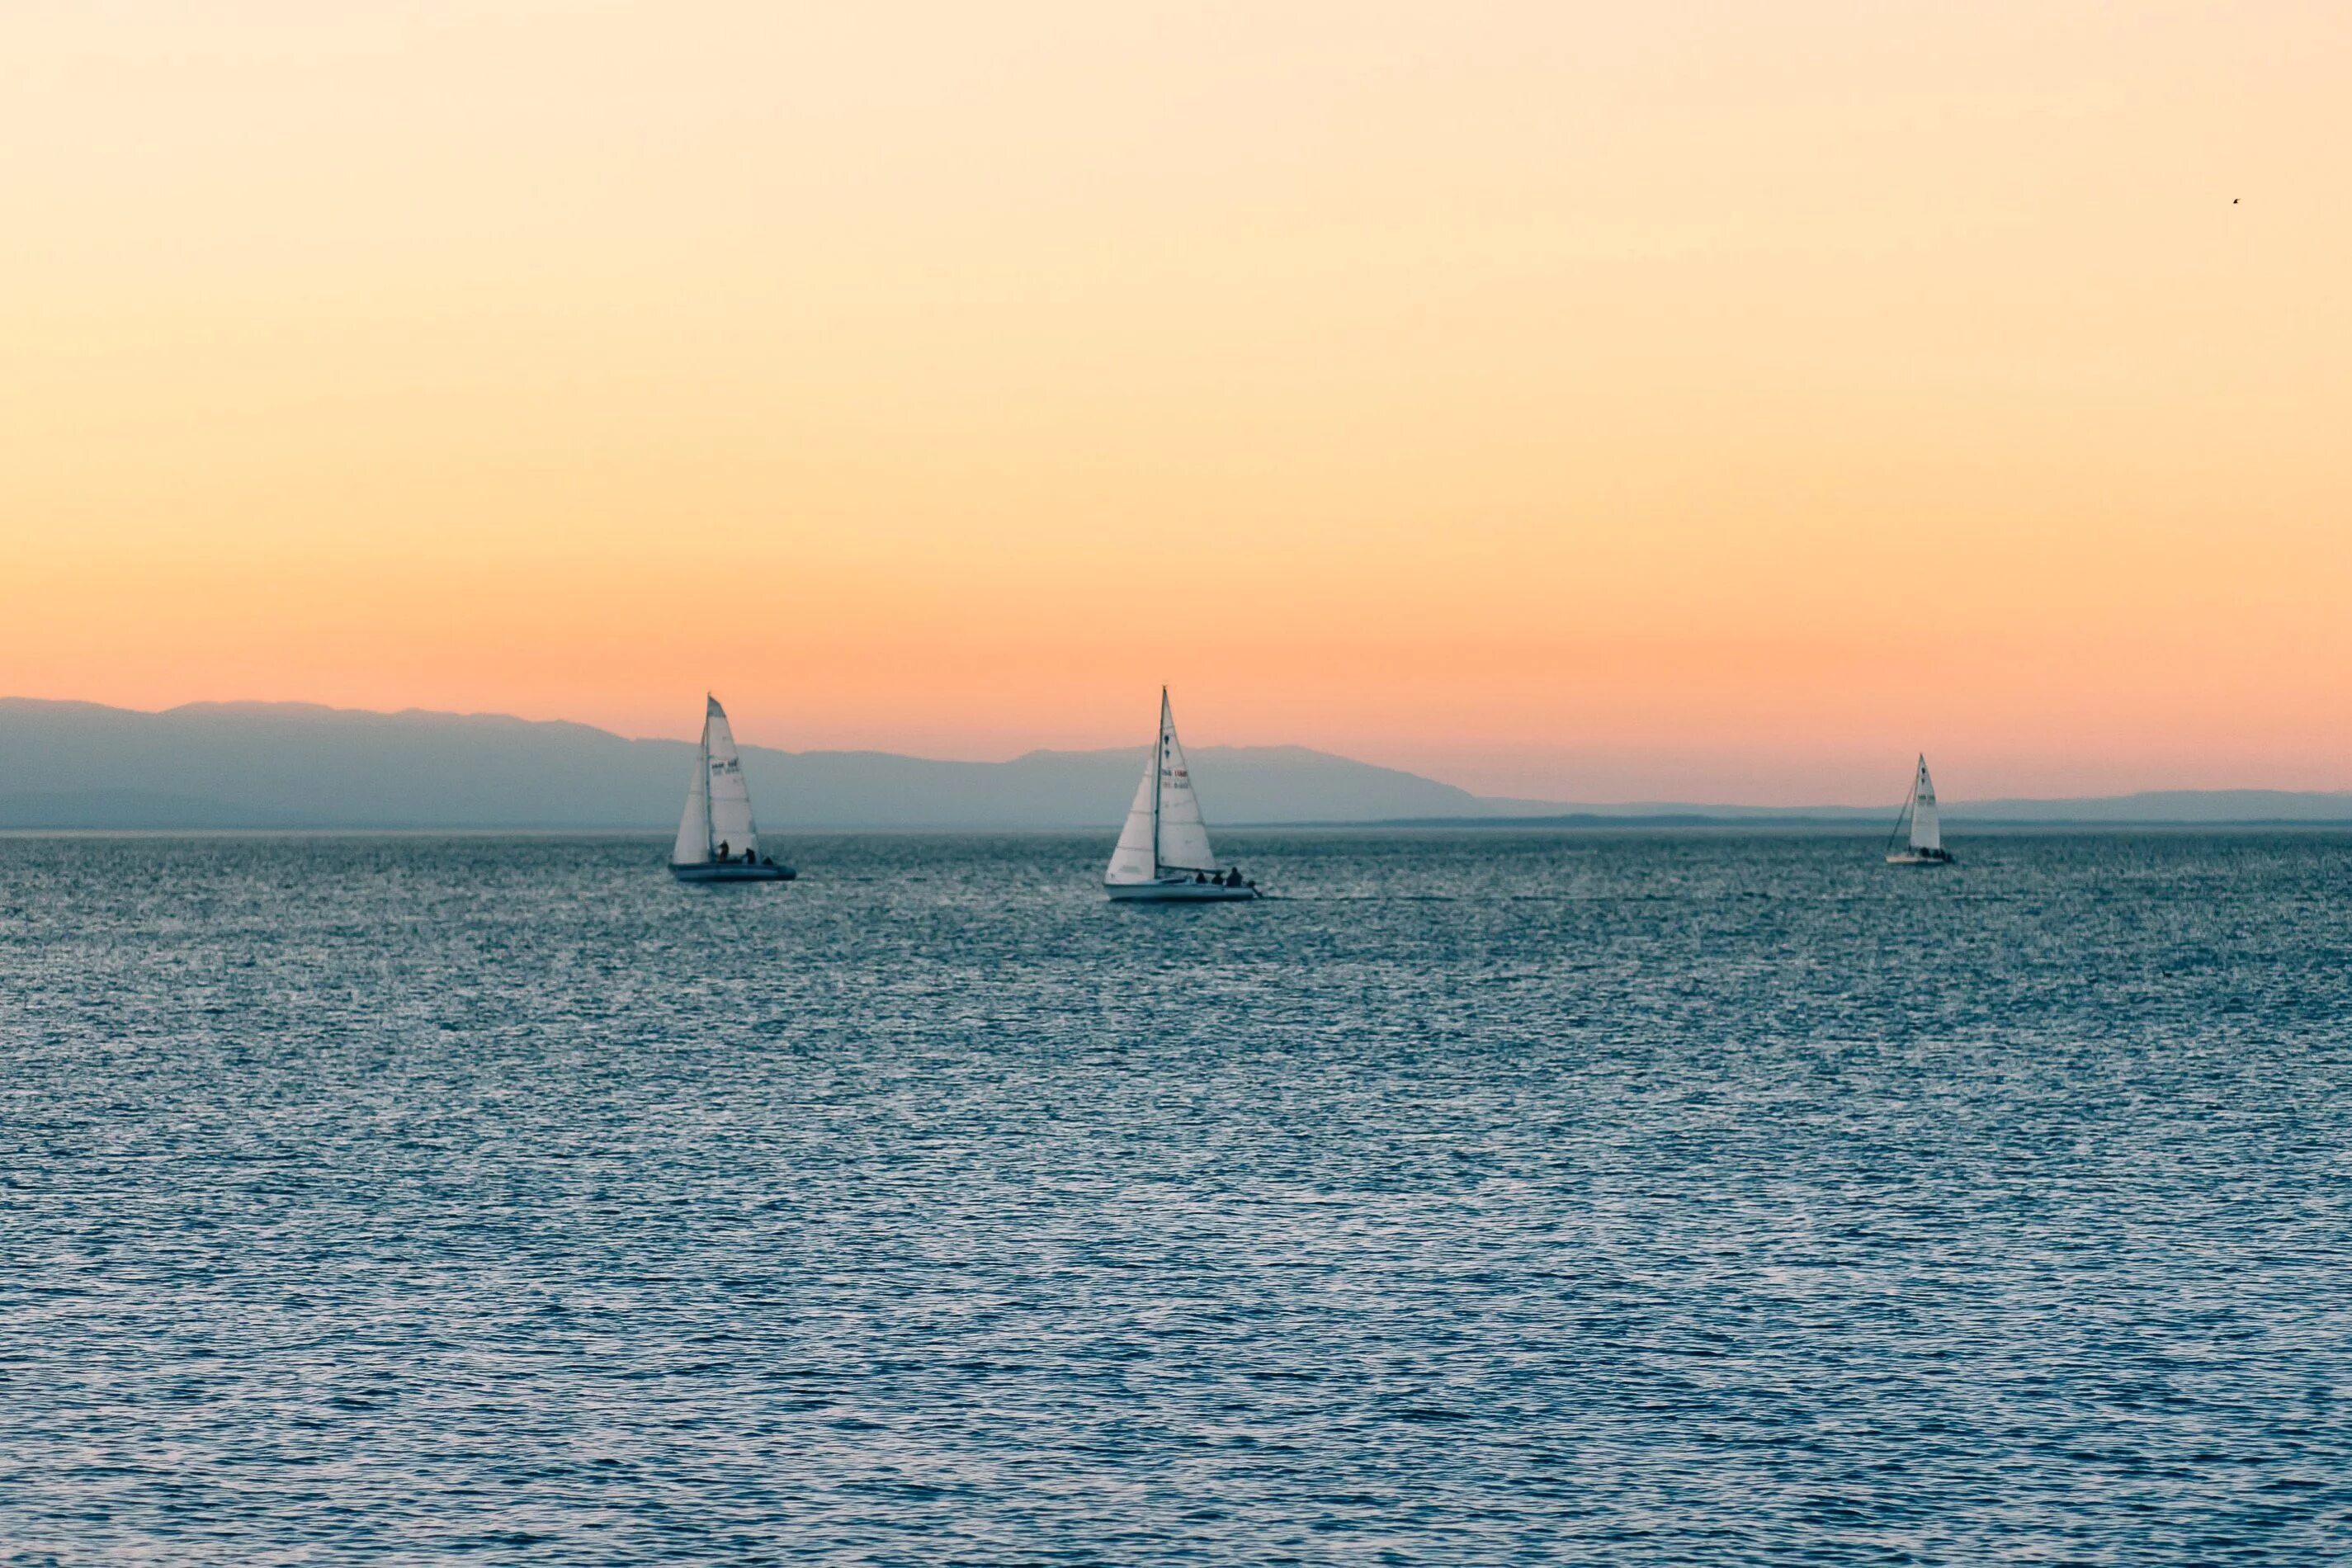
[{"x1": 2, "y1": 830, "x2": 2347, "y2": 1564}]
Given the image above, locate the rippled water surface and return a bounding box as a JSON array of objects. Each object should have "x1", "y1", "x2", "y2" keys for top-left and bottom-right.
[{"x1": 3, "y1": 830, "x2": 2349, "y2": 1563}]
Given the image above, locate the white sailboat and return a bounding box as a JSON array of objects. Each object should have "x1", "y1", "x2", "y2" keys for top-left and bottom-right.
[
  {"x1": 670, "y1": 695, "x2": 795, "y2": 882},
  {"x1": 1884, "y1": 753, "x2": 1954, "y2": 866},
  {"x1": 1103, "y1": 687, "x2": 1260, "y2": 901}
]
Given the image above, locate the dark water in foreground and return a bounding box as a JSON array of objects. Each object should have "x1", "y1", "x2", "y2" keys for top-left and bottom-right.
[{"x1": 2, "y1": 830, "x2": 2348, "y2": 1564}]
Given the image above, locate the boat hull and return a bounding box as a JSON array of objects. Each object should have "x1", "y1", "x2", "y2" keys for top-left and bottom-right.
[
  {"x1": 1105, "y1": 879, "x2": 1260, "y2": 902},
  {"x1": 670, "y1": 862, "x2": 796, "y2": 882},
  {"x1": 1884, "y1": 851, "x2": 1953, "y2": 866}
]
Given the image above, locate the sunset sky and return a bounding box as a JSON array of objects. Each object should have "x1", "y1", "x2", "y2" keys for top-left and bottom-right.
[{"x1": 4, "y1": 1, "x2": 2348, "y2": 802}]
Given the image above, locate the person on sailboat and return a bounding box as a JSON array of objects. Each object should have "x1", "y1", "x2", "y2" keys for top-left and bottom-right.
[{"x1": 716, "y1": 839, "x2": 730, "y2": 859}]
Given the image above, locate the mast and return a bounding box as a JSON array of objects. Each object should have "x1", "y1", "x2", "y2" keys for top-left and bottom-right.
[
  {"x1": 1151, "y1": 685, "x2": 1166, "y2": 875},
  {"x1": 701, "y1": 699, "x2": 716, "y2": 858}
]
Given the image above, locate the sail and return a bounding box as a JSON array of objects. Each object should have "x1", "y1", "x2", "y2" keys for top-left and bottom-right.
[
  {"x1": 704, "y1": 697, "x2": 760, "y2": 859},
  {"x1": 1104, "y1": 757, "x2": 1159, "y2": 884},
  {"x1": 1909, "y1": 755, "x2": 1942, "y2": 852},
  {"x1": 671, "y1": 727, "x2": 712, "y2": 865},
  {"x1": 1153, "y1": 690, "x2": 1218, "y2": 871}
]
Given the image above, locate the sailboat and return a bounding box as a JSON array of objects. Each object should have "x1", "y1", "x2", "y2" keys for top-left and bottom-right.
[
  {"x1": 669, "y1": 695, "x2": 796, "y2": 882},
  {"x1": 1884, "y1": 753, "x2": 1954, "y2": 866},
  {"x1": 1103, "y1": 687, "x2": 1260, "y2": 901}
]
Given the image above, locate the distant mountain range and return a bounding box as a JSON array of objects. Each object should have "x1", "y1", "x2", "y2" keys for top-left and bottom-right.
[
  {"x1": 0, "y1": 699, "x2": 1483, "y2": 829},
  {"x1": 2, "y1": 699, "x2": 2346, "y2": 830},
  {"x1": 1386, "y1": 793, "x2": 2352, "y2": 827}
]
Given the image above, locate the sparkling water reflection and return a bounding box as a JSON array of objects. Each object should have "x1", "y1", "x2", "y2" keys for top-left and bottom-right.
[{"x1": 2, "y1": 831, "x2": 2347, "y2": 1562}]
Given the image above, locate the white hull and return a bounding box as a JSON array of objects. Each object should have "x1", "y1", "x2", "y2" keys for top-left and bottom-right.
[
  {"x1": 1884, "y1": 850, "x2": 1953, "y2": 867},
  {"x1": 1105, "y1": 879, "x2": 1260, "y2": 902},
  {"x1": 671, "y1": 862, "x2": 796, "y2": 882}
]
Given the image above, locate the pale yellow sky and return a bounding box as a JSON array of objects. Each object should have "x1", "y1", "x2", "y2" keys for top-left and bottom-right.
[{"x1": 3, "y1": 2, "x2": 2347, "y2": 801}]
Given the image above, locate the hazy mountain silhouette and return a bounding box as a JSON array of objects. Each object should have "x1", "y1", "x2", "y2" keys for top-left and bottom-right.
[
  {"x1": 0, "y1": 699, "x2": 1489, "y2": 829},
  {"x1": 2, "y1": 700, "x2": 2345, "y2": 829},
  {"x1": 1412, "y1": 791, "x2": 2352, "y2": 825}
]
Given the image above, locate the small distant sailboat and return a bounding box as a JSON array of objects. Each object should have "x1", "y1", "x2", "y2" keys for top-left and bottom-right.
[
  {"x1": 670, "y1": 695, "x2": 796, "y2": 882},
  {"x1": 1885, "y1": 754, "x2": 1954, "y2": 866},
  {"x1": 1104, "y1": 687, "x2": 1260, "y2": 901}
]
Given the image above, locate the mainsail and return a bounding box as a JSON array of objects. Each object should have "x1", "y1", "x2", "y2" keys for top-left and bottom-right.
[
  {"x1": 672, "y1": 696, "x2": 762, "y2": 865},
  {"x1": 1908, "y1": 755, "x2": 1942, "y2": 852},
  {"x1": 1153, "y1": 697, "x2": 1217, "y2": 871},
  {"x1": 1104, "y1": 687, "x2": 1221, "y2": 883}
]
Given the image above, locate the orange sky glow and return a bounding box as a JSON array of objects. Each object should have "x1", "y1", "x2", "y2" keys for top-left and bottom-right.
[{"x1": 4, "y1": 1, "x2": 2348, "y2": 802}]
